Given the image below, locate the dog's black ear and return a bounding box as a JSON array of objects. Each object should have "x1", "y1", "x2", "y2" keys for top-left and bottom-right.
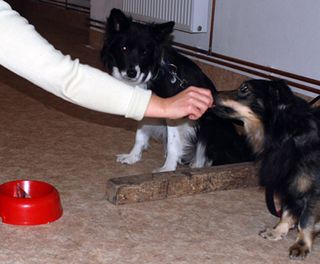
[
  {"x1": 107, "y1": 8, "x2": 131, "y2": 34},
  {"x1": 151, "y1": 21, "x2": 175, "y2": 41},
  {"x1": 271, "y1": 79, "x2": 294, "y2": 104}
]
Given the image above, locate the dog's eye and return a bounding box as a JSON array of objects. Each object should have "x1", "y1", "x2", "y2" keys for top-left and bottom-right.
[
  {"x1": 239, "y1": 84, "x2": 250, "y2": 96},
  {"x1": 141, "y1": 49, "x2": 148, "y2": 56},
  {"x1": 121, "y1": 46, "x2": 128, "y2": 52}
]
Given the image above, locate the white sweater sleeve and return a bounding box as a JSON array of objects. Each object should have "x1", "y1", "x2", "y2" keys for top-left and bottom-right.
[{"x1": 0, "y1": 1, "x2": 152, "y2": 120}]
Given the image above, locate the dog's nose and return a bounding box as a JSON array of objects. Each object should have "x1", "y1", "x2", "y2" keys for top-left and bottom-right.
[{"x1": 127, "y1": 69, "x2": 137, "y2": 78}]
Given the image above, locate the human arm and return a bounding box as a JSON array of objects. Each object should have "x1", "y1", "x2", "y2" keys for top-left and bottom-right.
[
  {"x1": 0, "y1": 1, "x2": 212, "y2": 120},
  {"x1": 0, "y1": 0, "x2": 151, "y2": 120}
]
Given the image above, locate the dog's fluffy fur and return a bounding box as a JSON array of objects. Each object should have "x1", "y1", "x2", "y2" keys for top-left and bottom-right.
[
  {"x1": 213, "y1": 79, "x2": 320, "y2": 259},
  {"x1": 101, "y1": 9, "x2": 251, "y2": 172}
]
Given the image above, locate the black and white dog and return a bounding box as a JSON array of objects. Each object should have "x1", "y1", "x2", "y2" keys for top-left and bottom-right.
[{"x1": 101, "y1": 9, "x2": 251, "y2": 172}]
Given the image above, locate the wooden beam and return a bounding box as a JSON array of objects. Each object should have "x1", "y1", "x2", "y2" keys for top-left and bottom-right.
[{"x1": 106, "y1": 162, "x2": 258, "y2": 205}]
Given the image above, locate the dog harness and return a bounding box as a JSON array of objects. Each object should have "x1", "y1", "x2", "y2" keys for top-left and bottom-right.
[{"x1": 160, "y1": 60, "x2": 189, "y2": 89}]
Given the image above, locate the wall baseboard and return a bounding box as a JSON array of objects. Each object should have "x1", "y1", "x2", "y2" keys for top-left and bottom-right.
[{"x1": 175, "y1": 43, "x2": 320, "y2": 95}]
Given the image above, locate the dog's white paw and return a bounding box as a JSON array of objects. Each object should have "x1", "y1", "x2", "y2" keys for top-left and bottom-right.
[
  {"x1": 189, "y1": 161, "x2": 200, "y2": 169},
  {"x1": 190, "y1": 159, "x2": 212, "y2": 169},
  {"x1": 152, "y1": 167, "x2": 165, "y2": 173},
  {"x1": 116, "y1": 153, "x2": 141, "y2": 164},
  {"x1": 152, "y1": 168, "x2": 167, "y2": 173},
  {"x1": 152, "y1": 166, "x2": 175, "y2": 173},
  {"x1": 259, "y1": 228, "x2": 286, "y2": 241}
]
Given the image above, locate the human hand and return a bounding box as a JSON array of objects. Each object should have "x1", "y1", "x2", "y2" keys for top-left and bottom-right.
[{"x1": 145, "y1": 86, "x2": 213, "y2": 120}]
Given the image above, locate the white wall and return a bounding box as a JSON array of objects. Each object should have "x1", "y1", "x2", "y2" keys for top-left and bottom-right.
[
  {"x1": 90, "y1": 0, "x2": 122, "y2": 22},
  {"x1": 213, "y1": 0, "x2": 320, "y2": 80}
]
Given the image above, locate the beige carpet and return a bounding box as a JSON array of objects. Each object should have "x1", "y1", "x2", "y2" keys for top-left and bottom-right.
[{"x1": 0, "y1": 7, "x2": 319, "y2": 264}]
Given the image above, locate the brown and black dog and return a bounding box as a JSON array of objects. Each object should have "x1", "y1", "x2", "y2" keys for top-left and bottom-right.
[{"x1": 213, "y1": 79, "x2": 320, "y2": 260}]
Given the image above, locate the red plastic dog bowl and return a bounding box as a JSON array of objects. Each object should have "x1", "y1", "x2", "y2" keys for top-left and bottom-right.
[{"x1": 0, "y1": 180, "x2": 63, "y2": 225}]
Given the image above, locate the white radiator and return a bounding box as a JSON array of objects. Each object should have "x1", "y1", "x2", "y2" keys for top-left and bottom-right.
[{"x1": 122, "y1": 0, "x2": 210, "y2": 33}]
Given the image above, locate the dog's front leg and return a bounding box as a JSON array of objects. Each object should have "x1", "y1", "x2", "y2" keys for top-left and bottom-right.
[
  {"x1": 260, "y1": 209, "x2": 296, "y2": 241},
  {"x1": 289, "y1": 224, "x2": 313, "y2": 260},
  {"x1": 153, "y1": 125, "x2": 182, "y2": 173},
  {"x1": 190, "y1": 141, "x2": 211, "y2": 168},
  {"x1": 289, "y1": 199, "x2": 317, "y2": 260},
  {"x1": 116, "y1": 125, "x2": 151, "y2": 164}
]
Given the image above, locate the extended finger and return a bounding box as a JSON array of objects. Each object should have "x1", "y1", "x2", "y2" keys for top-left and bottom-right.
[
  {"x1": 188, "y1": 92, "x2": 213, "y2": 109},
  {"x1": 187, "y1": 99, "x2": 208, "y2": 118},
  {"x1": 187, "y1": 88, "x2": 213, "y2": 106},
  {"x1": 187, "y1": 86, "x2": 213, "y2": 95},
  {"x1": 188, "y1": 106, "x2": 202, "y2": 120}
]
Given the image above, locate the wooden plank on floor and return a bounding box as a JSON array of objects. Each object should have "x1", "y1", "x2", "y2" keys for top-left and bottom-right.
[{"x1": 106, "y1": 162, "x2": 258, "y2": 205}]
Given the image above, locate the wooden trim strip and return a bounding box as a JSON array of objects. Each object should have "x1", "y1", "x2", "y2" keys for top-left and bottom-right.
[
  {"x1": 89, "y1": 19, "x2": 105, "y2": 30},
  {"x1": 177, "y1": 48, "x2": 320, "y2": 94},
  {"x1": 90, "y1": 18, "x2": 105, "y2": 25},
  {"x1": 174, "y1": 42, "x2": 320, "y2": 88},
  {"x1": 211, "y1": 52, "x2": 320, "y2": 86},
  {"x1": 38, "y1": 0, "x2": 90, "y2": 14}
]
